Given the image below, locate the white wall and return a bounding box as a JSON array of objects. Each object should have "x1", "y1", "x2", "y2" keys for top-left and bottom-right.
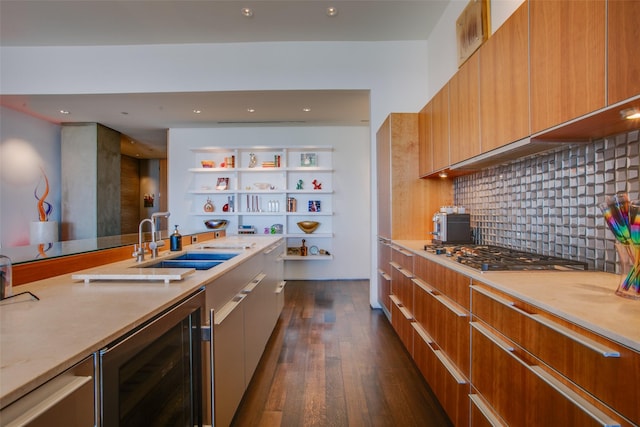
[
  {"x1": 0, "y1": 106, "x2": 61, "y2": 247},
  {"x1": 168, "y1": 125, "x2": 370, "y2": 280},
  {"x1": 426, "y1": 0, "x2": 526, "y2": 99}
]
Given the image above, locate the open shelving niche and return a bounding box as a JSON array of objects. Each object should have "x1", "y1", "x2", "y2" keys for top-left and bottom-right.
[{"x1": 188, "y1": 146, "x2": 334, "y2": 261}]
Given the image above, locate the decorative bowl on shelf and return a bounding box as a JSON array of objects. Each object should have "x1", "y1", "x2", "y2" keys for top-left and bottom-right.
[
  {"x1": 297, "y1": 221, "x2": 320, "y2": 234},
  {"x1": 201, "y1": 160, "x2": 215, "y2": 168},
  {"x1": 204, "y1": 219, "x2": 228, "y2": 230}
]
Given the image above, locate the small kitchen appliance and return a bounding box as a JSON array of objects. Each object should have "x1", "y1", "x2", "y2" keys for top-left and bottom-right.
[{"x1": 432, "y1": 212, "x2": 472, "y2": 244}]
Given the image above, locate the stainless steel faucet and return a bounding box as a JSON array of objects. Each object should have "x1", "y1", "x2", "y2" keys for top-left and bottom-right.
[{"x1": 134, "y1": 212, "x2": 171, "y2": 262}]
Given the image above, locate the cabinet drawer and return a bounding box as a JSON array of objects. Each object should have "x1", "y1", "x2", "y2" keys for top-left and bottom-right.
[
  {"x1": 390, "y1": 295, "x2": 414, "y2": 354},
  {"x1": 413, "y1": 323, "x2": 469, "y2": 426},
  {"x1": 390, "y1": 261, "x2": 413, "y2": 310},
  {"x1": 378, "y1": 268, "x2": 391, "y2": 313},
  {"x1": 414, "y1": 277, "x2": 470, "y2": 378},
  {"x1": 472, "y1": 283, "x2": 639, "y2": 425},
  {"x1": 414, "y1": 255, "x2": 470, "y2": 308},
  {"x1": 391, "y1": 246, "x2": 414, "y2": 271},
  {"x1": 471, "y1": 321, "x2": 624, "y2": 427}
]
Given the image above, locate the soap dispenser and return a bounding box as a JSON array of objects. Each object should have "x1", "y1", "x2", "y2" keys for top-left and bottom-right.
[{"x1": 170, "y1": 225, "x2": 182, "y2": 251}]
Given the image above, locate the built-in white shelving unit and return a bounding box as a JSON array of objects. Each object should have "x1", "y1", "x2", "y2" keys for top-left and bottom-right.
[{"x1": 188, "y1": 146, "x2": 333, "y2": 260}]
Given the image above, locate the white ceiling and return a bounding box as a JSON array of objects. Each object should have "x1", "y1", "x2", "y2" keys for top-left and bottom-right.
[{"x1": 0, "y1": 0, "x2": 449, "y2": 158}]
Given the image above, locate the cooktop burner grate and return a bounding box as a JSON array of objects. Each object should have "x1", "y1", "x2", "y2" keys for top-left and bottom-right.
[{"x1": 423, "y1": 244, "x2": 588, "y2": 272}]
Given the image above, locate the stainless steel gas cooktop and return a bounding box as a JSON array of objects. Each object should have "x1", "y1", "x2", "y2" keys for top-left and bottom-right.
[{"x1": 423, "y1": 244, "x2": 588, "y2": 272}]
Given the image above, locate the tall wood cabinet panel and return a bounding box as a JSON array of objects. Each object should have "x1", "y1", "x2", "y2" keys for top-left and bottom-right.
[
  {"x1": 449, "y1": 52, "x2": 481, "y2": 165},
  {"x1": 418, "y1": 102, "x2": 433, "y2": 177},
  {"x1": 479, "y1": 1, "x2": 529, "y2": 153},
  {"x1": 376, "y1": 114, "x2": 424, "y2": 239},
  {"x1": 530, "y1": 0, "x2": 606, "y2": 134},
  {"x1": 608, "y1": 0, "x2": 640, "y2": 105},
  {"x1": 431, "y1": 85, "x2": 450, "y2": 172}
]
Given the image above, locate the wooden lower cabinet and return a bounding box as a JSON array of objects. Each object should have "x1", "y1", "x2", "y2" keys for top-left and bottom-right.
[
  {"x1": 390, "y1": 295, "x2": 414, "y2": 354},
  {"x1": 385, "y1": 251, "x2": 638, "y2": 426},
  {"x1": 377, "y1": 238, "x2": 392, "y2": 313},
  {"x1": 413, "y1": 277, "x2": 470, "y2": 379},
  {"x1": 413, "y1": 323, "x2": 469, "y2": 426},
  {"x1": 471, "y1": 283, "x2": 637, "y2": 426},
  {"x1": 471, "y1": 320, "x2": 623, "y2": 426},
  {"x1": 412, "y1": 255, "x2": 470, "y2": 426}
]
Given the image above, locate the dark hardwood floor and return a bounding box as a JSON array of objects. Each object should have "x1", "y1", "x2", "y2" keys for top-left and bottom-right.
[{"x1": 231, "y1": 280, "x2": 453, "y2": 427}]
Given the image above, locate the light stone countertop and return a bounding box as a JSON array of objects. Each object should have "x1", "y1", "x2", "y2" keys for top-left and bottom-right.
[
  {"x1": 394, "y1": 240, "x2": 640, "y2": 353},
  {"x1": 0, "y1": 235, "x2": 282, "y2": 409}
]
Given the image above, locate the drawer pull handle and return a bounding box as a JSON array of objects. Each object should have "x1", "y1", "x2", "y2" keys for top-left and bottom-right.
[
  {"x1": 412, "y1": 277, "x2": 432, "y2": 293},
  {"x1": 472, "y1": 322, "x2": 621, "y2": 427},
  {"x1": 469, "y1": 394, "x2": 507, "y2": 427},
  {"x1": 389, "y1": 294, "x2": 402, "y2": 307},
  {"x1": 530, "y1": 366, "x2": 620, "y2": 427},
  {"x1": 275, "y1": 280, "x2": 287, "y2": 294},
  {"x1": 242, "y1": 272, "x2": 266, "y2": 294},
  {"x1": 471, "y1": 285, "x2": 515, "y2": 306},
  {"x1": 414, "y1": 324, "x2": 467, "y2": 384},
  {"x1": 528, "y1": 314, "x2": 620, "y2": 358},
  {"x1": 471, "y1": 286, "x2": 620, "y2": 358},
  {"x1": 434, "y1": 349, "x2": 467, "y2": 384},
  {"x1": 471, "y1": 322, "x2": 515, "y2": 352},
  {"x1": 398, "y1": 305, "x2": 414, "y2": 321},
  {"x1": 215, "y1": 293, "x2": 246, "y2": 325},
  {"x1": 434, "y1": 295, "x2": 468, "y2": 317},
  {"x1": 412, "y1": 322, "x2": 434, "y2": 344},
  {"x1": 414, "y1": 278, "x2": 467, "y2": 317}
]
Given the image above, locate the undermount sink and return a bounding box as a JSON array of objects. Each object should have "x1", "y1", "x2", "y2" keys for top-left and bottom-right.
[
  {"x1": 138, "y1": 252, "x2": 238, "y2": 271},
  {"x1": 142, "y1": 260, "x2": 223, "y2": 270}
]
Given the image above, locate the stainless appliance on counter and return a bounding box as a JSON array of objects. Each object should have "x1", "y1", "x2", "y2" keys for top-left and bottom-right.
[
  {"x1": 424, "y1": 244, "x2": 588, "y2": 272},
  {"x1": 100, "y1": 289, "x2": 205, "y2": 427},
  {"x1": 431, "y1": 212, "x2": 472, "y2": 244}
]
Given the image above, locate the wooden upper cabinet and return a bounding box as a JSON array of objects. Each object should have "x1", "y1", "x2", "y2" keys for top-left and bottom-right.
[
  {"x1": 608, "y1": 0, "x2": 640, "y2": 105},
  {"x1": 530, "y1": 0, "x2": 606, "y2": 134},
  {"x1": 479, "y1": 1, "x2": 529, "y2": 153},
  {"x1": 418, "y1": 102, "x2": 433, "y2": 177},
  {"x1": 431, "y1": 85, "x2": 450, "y2": 172},
  {"x1": 449, "y1": 52, "x2": 481, "y2": 165}
]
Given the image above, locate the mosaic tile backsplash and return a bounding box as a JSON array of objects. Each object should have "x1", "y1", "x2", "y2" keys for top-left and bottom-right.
[{"x1": 454, "y1": 129, "x2": 640, "y2": 273}]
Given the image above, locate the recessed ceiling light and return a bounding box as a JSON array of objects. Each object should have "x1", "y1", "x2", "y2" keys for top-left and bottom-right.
[
  {"x1": 247, "y1": 108, "x2": 256, "y2": 113},
  {"x1": 241, "y1": 7, "x2": 253, "y2": 17},
  {"x1": 59, "y1": 109, "x2": 70, "y2": 114},
  {"x1": 302, "y1": 107, "x2": 311, "y2": 112},
  {"x1": 326, "y1": 6, "x2": 338, "y2": 17},
  {"x1": 193, "y1": 109, "x2": 202, "y2": 114},
  {"x1": 438, "y1": 171, "x2": 448, "y2": 178}
]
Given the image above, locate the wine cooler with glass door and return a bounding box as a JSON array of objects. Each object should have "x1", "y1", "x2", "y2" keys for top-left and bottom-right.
[{"x1": 99, "y1": 290, "x2": 205, "y2": 427}]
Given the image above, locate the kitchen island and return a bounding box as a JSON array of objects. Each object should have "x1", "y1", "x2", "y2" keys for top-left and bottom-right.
[{"x1": 0, "y1": 234, "x2": 283, "y2": 424}]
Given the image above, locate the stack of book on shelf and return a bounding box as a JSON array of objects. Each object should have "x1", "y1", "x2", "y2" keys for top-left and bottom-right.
[{"x1": 261, "y1": 155, "x2": 281, "y2": 168}]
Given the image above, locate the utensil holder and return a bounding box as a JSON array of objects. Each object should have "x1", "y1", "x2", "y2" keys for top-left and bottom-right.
[{"x1": 614, "y1": 243, "x2": 640, "y2": 300}]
